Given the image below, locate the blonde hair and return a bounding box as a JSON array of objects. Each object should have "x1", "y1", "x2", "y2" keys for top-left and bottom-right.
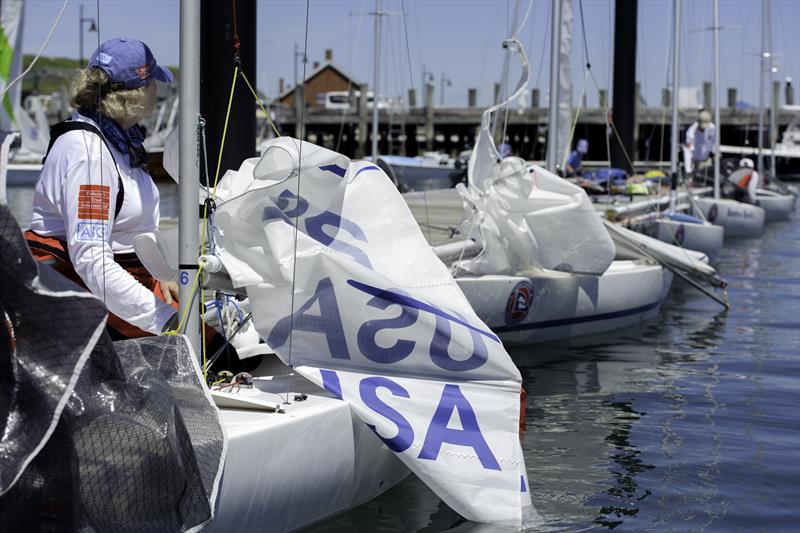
[{"x1": 70, "y1": 68, "x2": 149, "y2": 124}]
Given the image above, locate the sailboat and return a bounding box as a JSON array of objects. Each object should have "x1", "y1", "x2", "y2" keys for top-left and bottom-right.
[
  {"x1": 404, "y1": 39, "x2": 724, "y2": 345},
  {"x1": 692, "y1": 0, "x2": 766, "y2": 238}
]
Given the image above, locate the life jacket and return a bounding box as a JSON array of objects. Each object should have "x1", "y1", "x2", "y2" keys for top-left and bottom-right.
[{"x1": 43, "y1": 120, "x2": 125, "y2": 220}]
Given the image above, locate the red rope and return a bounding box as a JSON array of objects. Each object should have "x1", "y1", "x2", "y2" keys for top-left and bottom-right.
[{"x1": 231, "y1": 0, "x2": 241, "y2": 61}]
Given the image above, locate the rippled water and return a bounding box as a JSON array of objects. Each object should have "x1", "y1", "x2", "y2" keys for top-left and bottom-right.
[
  {"x1": 308, "y1": 212, "x2": 800, "y2": 532},
  {"x1": 6, "y1": 178, "x2": 798, "y2": 531}
]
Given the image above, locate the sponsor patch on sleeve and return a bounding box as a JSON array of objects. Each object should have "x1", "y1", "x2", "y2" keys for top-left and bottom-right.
[
  {"x1": 78, "y1": 184, "x2": 110, "y2": 220},
  {"x1": 75, "y1": 221, "x2": 107, "y2": 242}
]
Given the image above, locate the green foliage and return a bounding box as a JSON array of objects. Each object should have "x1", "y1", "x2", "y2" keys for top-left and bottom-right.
[{"x1": 19, "y1": 55, "x2": 178, "y2": 95}]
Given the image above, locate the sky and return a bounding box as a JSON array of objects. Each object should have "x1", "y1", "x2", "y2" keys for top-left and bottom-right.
[{"x1": 21, "y1": 0, "x2": 800, "y2": 109}]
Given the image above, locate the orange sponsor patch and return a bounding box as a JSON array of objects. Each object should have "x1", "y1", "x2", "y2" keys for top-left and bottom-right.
[{"x1": 77, "y1": 184, "x2": 110, "y2": 220}]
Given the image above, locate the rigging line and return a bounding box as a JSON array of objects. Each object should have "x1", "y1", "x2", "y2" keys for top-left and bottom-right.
[
  {"x1": 239, "y1": 70, "x2": 280, "y2": 137},
  {"x1": 0, "y1": 0, "x2": 69, "y2": 101},
  {"x1": 578, "y1": 0, "x2": 591, "y2": 69},
  {"x1": 95, "y1": 0, "x2": 106, "y2": 308},
  {"x1": 514, "y1": 0, "x2": 534, "y2": 39},
  {"x1": 400, "y1": 0, "x2": 415, "y2": 92},
  {"x1": 334, "y1": 2, "x2": 364, "y2": 154},
  {"x1": 561, "y1": 69, "x2": 591, "y2": 170},
  {"x1": 287, "y1": 0, "x2": 312, "y2": 376},
  {"x1": 398, "y1": 0, "x2": 430, "y2": 242}
]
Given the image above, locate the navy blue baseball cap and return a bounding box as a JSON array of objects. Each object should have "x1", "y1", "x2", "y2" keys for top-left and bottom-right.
[{"x1": 88, "y1": 38, "x2": 173, "y2": 89}]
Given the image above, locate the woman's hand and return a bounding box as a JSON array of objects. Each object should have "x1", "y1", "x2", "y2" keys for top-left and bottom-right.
[{"x1": 160, "y1": 280, "x2": 179, "y2": 304}]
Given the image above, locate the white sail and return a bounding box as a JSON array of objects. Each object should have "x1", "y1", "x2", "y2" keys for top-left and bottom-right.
[
  {"x1": 557, "y1": 0, "x2": 574, "y2": 168},
  {"x1": 459, "y1": 39, "x2": 614, "y2": 277},
  {"x1": 0, "y1": 0, "x2": 24, "y2": 131},
  {"x1": 212, "y1": 137, "x2": 535, "y2": 527}
]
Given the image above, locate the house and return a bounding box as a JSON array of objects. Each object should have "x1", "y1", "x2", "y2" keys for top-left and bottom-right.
[{"x1": 277, "y1": 49, "x2": 362, "y2": 108}]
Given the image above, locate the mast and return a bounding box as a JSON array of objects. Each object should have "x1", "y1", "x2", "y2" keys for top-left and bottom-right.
[
  {"x1": 371, "y1": 0, "x2": 381, "y2": 160},
  {"x1": 491, "y1": 0, "x2": 521, "y2": 140},
  {"x1": 767, "y1": 0, "x2": 776, "y2": 178},
  {"x1": 546, "y1": 0, "x2": 562, "y2": 172},
  {"x1": 669, "y1": 0, "x2": 681, "y2": 212},
  {"x1": 712, "y1": 0, "x2": 720, "y2": 198},
  {"x1": 179, "y1": 0, "x2": 201, "y2": 354},
  {"x1": 757, "y1": 0, "x2": 767, "y2": 174}
]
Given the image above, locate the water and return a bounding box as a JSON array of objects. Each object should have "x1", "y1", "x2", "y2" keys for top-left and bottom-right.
[
  {"x1": 307, "y1": 213, "x2": 799, "y2": 532},
  {"x1": 6, "y1": 179, "x2": 798, "y2": 531},
  {"x1": 4, "y1": 173, "x2": 180, "y2": 228}
]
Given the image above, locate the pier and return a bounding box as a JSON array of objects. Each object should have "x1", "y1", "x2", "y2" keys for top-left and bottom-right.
[{"x1": 269, "y1": 82, "x2": 798, "y2": 162}]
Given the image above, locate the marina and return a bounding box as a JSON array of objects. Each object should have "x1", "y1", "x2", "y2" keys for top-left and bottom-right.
[{"x1": 1, "y1": 0, "x2": 798, "y2": 532}]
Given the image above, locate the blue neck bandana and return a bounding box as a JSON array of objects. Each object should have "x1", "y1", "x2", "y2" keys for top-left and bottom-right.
[{"x1": 78, "y1": 108, "x2": 148, "y2": 169}]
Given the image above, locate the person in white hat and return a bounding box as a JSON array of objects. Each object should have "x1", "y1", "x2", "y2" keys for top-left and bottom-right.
[
  {"x1": 683, "y1": 110, "x2": 717, "y2": 182},
  {"x1": 723, "y1": 157, "x2": 760, "y2": 204}
]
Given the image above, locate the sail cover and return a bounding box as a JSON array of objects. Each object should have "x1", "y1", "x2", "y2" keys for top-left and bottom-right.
[
  {"x1": 0, "y1": 205, "x2": 225, "y2": 532},
  {"x1": 460, "y1": 39, "x2": 614, "y2": 277},
  {"x1": 212, "y1": 137, "x2": 535, "y2": 526}
]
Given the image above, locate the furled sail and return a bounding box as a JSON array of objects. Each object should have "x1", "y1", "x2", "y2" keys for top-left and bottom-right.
[
  {"x1": 212, "y1": 137, "x2": 536, "y2": 527},
  {"x1": 458, "y1": 39, "x2": 614, "y2": 276}
]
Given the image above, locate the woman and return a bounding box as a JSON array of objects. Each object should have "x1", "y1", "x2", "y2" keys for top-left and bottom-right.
[{"x1": 25, "y1": 38, "x2": 178, "y2": 339}]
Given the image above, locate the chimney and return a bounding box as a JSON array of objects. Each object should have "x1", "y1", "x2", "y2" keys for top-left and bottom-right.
[
  {"x1": 325, "y1": 49, "x2": 333, "y2": 62},
  {"x1": 313, "y1": 61, "x2": 320, "y2": 69},
  {"x1": 279, "y1": 77, "x2": 285, "y2": 94}
]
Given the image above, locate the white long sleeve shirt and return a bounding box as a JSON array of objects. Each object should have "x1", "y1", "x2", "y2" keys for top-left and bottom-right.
[
  {"x1": 685, "y1": 122, "x2": 716, "y2": 162},
  {"x1": 29, "y1": 112, "x2": 174, "y2": 334}
]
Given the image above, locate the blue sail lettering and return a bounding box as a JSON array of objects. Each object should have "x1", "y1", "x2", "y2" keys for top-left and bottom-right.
[
  {"x1": 266, "y1": 277, "x2": 349, "y2": 359},
  {"x1": 418, "y1": 384, "x2": 501, "y2": 471},
  {"x1": 360, "y1": 377, "x2": 415, "y2": 453}
]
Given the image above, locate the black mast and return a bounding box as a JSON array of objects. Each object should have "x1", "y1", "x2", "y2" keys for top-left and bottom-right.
[
  {"x1": 611, "y1": 0, "x2": 637, "y2": 174},
  {"x1": 200, "y1": 0, "x2": 256, "y2": 186}
]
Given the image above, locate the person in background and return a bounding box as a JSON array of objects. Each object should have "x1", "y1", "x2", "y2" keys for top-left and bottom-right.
[
  {"x1": 565, "y1": 139, "x2": 588, "y2": 177},
  {"x1": 725, "y1": 157, "x2": 760, "y2": 205},
  {"x1": 25, "y1": 38, "x2": 178, "y2": 339},
  {"x1": 683, "y1": 110, "x2": 717, "y2": 183}
]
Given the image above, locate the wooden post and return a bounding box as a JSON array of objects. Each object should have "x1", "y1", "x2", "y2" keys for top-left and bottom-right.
[
  {"x1": 408, "y1": 88, "x2": 417, "y2": 108},
  {"x1": 772, "y1": 80, "x2": 780, "y2": 148},
  {"x1": 703, "y1": 81, "x2": 712, "y2": 110},
  {"x1": 662, "y1": 88, "x2": 671, "y2": 107},
  {"x1": 294, "y1": 85, "x2": 305, "y2": 140},
  {"x1": 633, "y1": 82, "x2": 641, "y2": 160},
  {"x1": 425, "y1": 83, "x2": 435, "y2": 151},
  {"x1": 786, "y1": 79, "x2": 795, "y2": 105},
  {"x1": 532, "y1": 88, "x2": 540, "y2": 108},
  {"x1": 599, "y1": 89, "x2": 607, "y2": 109},
  {"x1": 727, "y1": 88, "x2": 737, "y2": 109},
  {"x1": 468, "y1": 88, "x2": 477, "y2": 108},
  {"x1": 357, "y1": 83, "x2": 368, "y2": 158},
  {"x1": 493, "y1": 82, "x2": 501, "y2": 105}
]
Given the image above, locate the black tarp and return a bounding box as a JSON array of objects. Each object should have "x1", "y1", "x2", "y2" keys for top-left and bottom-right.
[{"x1": 0, "y1": 205, "x2": 225, "y2": 532}]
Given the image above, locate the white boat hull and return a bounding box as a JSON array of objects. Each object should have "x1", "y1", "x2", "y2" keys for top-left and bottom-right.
[
  {"x1": 653, "y1": 218, "x2": 725, "y2": 264},
  {"x1": 756, "y1": 190, "x2": 796, "y2": 222},
  {"x1": 693, "y1": 197, "x2": 765, "y2": 237},
  {"x1": 457, "y1": 260, "x2": 672, "y2": 345},
  {"x1": 205, "y1": 365, "x2": 408, "y2": 532}
]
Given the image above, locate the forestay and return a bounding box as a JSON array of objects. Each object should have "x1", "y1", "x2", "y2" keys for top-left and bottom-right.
[
  {"x1": 458, "y1": 39, "x2": 614, "y2": 277},
  {"x1": 212, "y1": 137, "x2": 535, "y2": 526}
]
